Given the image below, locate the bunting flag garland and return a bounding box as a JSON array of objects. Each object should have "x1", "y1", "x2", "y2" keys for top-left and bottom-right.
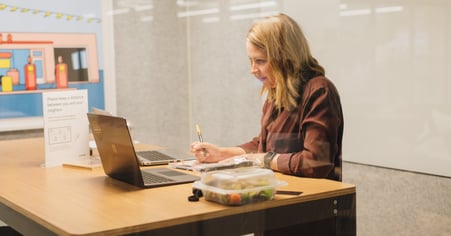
[{"x1": 0, "y1": 3, "x2": 101, "y2": 23}]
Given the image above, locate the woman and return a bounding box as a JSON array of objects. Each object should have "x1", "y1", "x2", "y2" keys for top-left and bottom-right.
[{"x1": 191, "y1": 13, "x2": 343, "y2": 181}]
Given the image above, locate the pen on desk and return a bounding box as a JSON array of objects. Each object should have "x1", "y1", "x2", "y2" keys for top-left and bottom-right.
[{"x1": 195, "y1": 124, "x2": 207, "y2": 157}]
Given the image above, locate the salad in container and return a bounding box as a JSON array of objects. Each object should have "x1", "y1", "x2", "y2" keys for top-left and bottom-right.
[{"x1": 192, "y1": 167, "x2": 287, "y2": 206}]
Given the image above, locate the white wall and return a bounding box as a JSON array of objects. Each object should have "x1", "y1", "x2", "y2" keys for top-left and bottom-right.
[
  {"x1": 111, "y1": 0, "x2": 451, "y2": 177},
  {"x1": 284, "y1": 0, "x2": 451, "y2": 177}
]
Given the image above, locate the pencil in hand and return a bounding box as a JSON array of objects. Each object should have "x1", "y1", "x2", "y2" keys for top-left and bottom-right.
[{"x1": 195, "y1": 124, "x2": 207, "y2": 157}]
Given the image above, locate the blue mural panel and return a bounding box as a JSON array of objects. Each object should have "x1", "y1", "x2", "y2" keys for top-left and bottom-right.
[{"x1": 0, "y1": 70, "x2": 104, "y2": 119}]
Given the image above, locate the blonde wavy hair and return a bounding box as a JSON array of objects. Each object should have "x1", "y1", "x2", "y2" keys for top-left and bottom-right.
[{"x1": 247, "y1": 13, "x2": 325, "y2": 111}]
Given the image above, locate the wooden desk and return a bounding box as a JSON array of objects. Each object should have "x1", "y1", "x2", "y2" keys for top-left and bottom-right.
[{"x1": 0, "y1": 138, "x2": 356, "y2": 235}]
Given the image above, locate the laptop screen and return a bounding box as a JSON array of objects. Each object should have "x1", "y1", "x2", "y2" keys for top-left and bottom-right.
[{"x1": 87, "y1": 113, "x2": 145, "y2": 187}]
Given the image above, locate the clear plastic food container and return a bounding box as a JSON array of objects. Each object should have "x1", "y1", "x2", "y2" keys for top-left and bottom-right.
[{"x1": 192, "y1": 167, "x2": 287, "y2": 206}]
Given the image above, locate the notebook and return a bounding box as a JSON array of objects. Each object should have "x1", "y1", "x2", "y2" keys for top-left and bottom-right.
[{"x1": 87, "y1": 112, "x2": 199, "y2": 188}]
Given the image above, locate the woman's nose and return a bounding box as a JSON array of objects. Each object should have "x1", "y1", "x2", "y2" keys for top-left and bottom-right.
[{"x1": 250, "y1": 63, "x2": 258, "y2": 75}]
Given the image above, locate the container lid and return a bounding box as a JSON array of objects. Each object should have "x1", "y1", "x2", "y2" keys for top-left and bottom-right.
[
  {"x1": 200, "y1": 167, "x2": 281, "y2": 190},
  {"x1": 192, "y1": 179, "x2": 286, "y2": 195}
]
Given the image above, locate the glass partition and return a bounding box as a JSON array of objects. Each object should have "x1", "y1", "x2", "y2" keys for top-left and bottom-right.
[{"x1": 111, "y1": 0, "x2": 451, "y2": 177}]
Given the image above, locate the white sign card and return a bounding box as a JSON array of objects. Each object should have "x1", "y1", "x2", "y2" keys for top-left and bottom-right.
[{"x1": 42, "y1": 89, "x2": 89, "y2": 167}]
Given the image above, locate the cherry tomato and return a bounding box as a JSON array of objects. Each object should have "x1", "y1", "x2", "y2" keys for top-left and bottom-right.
[{"x1": 228, "y1": 193, "x2": 241, "y2": 205}]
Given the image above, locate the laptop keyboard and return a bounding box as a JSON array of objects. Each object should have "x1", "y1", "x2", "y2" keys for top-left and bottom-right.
[
  {"x1": 142, "y1": 171, "x2": 174, "y2": 184},
  {"x1": 138, "y1": 150, "x2": 176, "y2": 161}
]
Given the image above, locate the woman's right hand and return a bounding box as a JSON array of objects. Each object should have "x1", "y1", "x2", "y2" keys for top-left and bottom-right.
[{"x1": 190, "y1": 141, "x2": 224, "y2": 163}]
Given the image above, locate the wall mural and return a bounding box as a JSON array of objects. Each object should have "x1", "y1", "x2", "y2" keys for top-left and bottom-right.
[{"x1": 0, "y1": 32, "x2": 104, "y2": 120}]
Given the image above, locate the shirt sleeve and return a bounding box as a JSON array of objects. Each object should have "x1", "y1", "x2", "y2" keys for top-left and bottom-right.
[
  {"x1": 238, "y1": 136, "x2": 260, "y2": 153},
  {"x1": 277, "y1": 79, "x2": 342, "y2": 180}
]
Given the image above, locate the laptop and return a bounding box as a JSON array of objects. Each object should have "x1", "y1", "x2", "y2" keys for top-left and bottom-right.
[
  {"x1": 87, "y1": 112, "x2": 199, "y2": 188},
  {"x1": 90, "y1": 107, "x2": 195, "y2": 166},
  {"x1": 137, "y1": 149, "x2": 196, "y2": 166}
]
